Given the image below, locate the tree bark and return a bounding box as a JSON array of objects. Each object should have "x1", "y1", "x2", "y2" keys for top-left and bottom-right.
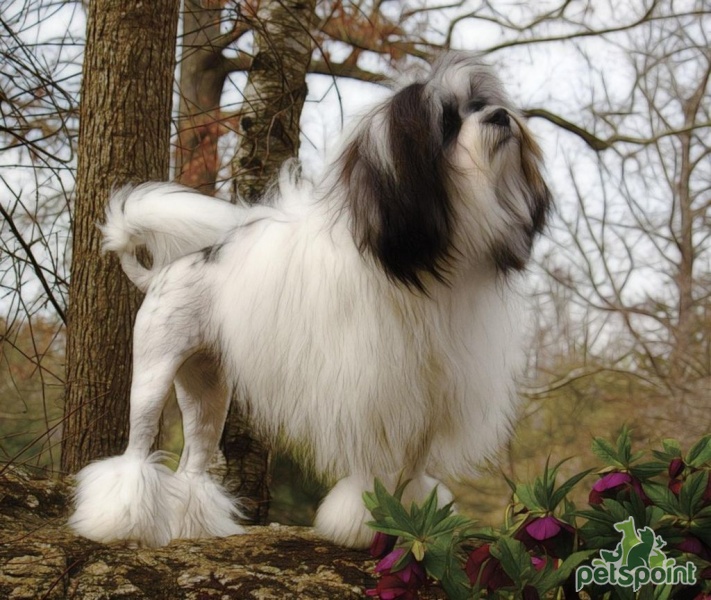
[
  {"x1": 231, "y1": 0, "x2": 316, "y2": 202},
  {"x1": 62, "y1": 0, "x2": 180, "y2": 472},
  {"x1": 221, "y1": 0, "x2": 316, "y2": 524},
  {"x1": 2, "y1": 467, "x2": 453, "y2": 600},
  {"x1": 175, "y1": 0, "x2": 250, "y2": 194},
  {"x1": 669, "y1": 61, "x2": 711, "y2": 385}
]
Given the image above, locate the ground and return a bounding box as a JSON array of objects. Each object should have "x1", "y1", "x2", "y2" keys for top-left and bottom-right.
[{"x1": 0, "y1": 466, "x2": 446, "y2": 599}]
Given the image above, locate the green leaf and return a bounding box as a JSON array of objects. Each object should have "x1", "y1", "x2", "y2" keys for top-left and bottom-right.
[
  {"x1": 412, "y1": 539, "x2": 425, "y2": 561},
  {"x1": 391, "y1": 548, "x2": 414, "y2": 572},
  {"x1": 423, "y1": 536, "x2": 472, "y2": 600},
  {"x1": 679, "y1": 470, "x2": 708, "y2": 517},
  {"x1": 630, "y1": 461, "x2": 668, "y2": 480},
  {"x1": 422, "y1": 537, "x2": 448, "y2": 580},
  {"x1": 491, "y1": 537, "x2": 533, "y2": 582},
  {"x1": 515, "y1": 483, "x2": 542, "y2": 512},
  {"x1": 638, "y1": 583, "x2": 655, "y2": 600},
  {"x1": 533, "y1": 477, "x2": 550, "y2": 510},
  {"x1": 502, "y1": 471, "x2": 518, "y2": 495},
  {"x1": 662, "y1": 438, "x2": 681, "y2": 455},
  {"x1": 642, "y1": 482, "x2": 680, "y2": 515},
  {"x1": 418, "y1": 485, "x2": 443, "y2": 533},
  {"x1": 550, "y1": 468, "x2": 595, "y2": 509},
  {"x1": 363, "y1": 490, "x2": 379, "y2": 513},
  {"x1": 616, "y1": 426, "x2": 633, "y2": 464},
  {"x1": 440, "y1": 563, "x2": 472, "y2": 600},
  {"x1": 366, "y1": 521, "x2": 418, "y2": 539},
  {"x1": 653, "y1": 582, "x2": 674, "y2": 600},
  {"x1": 592, "y1": 437, "x2": 624, "y2": 468},
  {"x1": 469, "y1": 527, "x2": 498, "y2": 544},
  {"x1": 392, "y1": 477, "x2": 412, "y2": 501},
  {"x1": 557, "y1": 549, "x2": 598, "y2": 579},
  {"x1": 372, "y1": 478, "x2": 418, "y2": 536},
  {"x1": 686, "y1": 435, "x2": 711, "y2": 468},
  {"x1": 662, "y1": 439, "x2": 681, "y2": 453},
  {"x1": 428, "y1": 513, "x2": 475, "y2": 538},
  {"x1": 536, "y1": 550, "x2": 596, "y2": 592},
  {"x1": 689, "y1": 516, "x2": 711, "y2": 547}
]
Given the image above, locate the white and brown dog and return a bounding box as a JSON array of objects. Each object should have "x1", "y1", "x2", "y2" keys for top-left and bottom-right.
[{"x1": 69, "y1": 52, "x2": 550, "y2": 548}]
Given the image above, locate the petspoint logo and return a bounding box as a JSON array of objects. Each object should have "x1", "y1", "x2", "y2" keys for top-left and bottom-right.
[{"x1": 575, "y1": 516, "x2": 697, "y2": 592}]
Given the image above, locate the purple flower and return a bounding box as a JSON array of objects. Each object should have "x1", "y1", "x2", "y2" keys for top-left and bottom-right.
[
  {"x1": 668, "y1": 466, "x2": 711, "y2": 503},
  {"x1": 589, "y1": 471, "x2": 650, "y2": 506},
  {"x1": 676, "y1": 535, "x2": 711, "y2": 561},
  {"x1": 365, "y1": 573, "x2": 421, "y2": 600},
  {"x1": 375, "y1": 548, "x2": 406, "y2": 573},
  {"x1": 367, "y1": 548, "x2": 426, "y2": 600},
  {"x1": 526, "y1": 515, "x2": 562, "y2": 541},
  {"x1": 371, "y1": 532, "x2": 398, "y2": 559},
  {"x1": 679, "y1": 536, "x2": 704, "y2": 555},
  {"x1": 515, "y1": 515, "x2": 575, "y2": 558},
  {"x1": 704, "y1": 476, "x2": 711, "y2": 504},
  {"x1": 668, "y1": 458, "x2": 685, "y2": 479},
  {"x1": 668, "y1": 478, "x2": 683, "y2": 496},
  {"x1": 589, "y1": 472, "x2": 631, "y2": 505},
  {"x1": 523, "y1": 585, "x2": 541, "y2": 600},
  {"x1": 465, "y1": 544, "x2": 513, "y2": 591},
  {"x1": 531, "y1": 555, "x2": 558, "y2": 572}
]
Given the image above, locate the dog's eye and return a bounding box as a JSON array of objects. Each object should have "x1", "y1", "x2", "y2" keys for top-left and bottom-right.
[
  {"x1": 467, "y1": 100, "x2": 487, "y2": 113},
  {"x1": 442, "y1": 104, "x2": 462, "y2": 144}
]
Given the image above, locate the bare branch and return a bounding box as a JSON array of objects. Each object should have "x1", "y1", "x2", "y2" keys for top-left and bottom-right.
[
  {"x1": 309, "y1": 59, "x2": 389, "y2": 84},
  {"x1": 525, "y1": 107, "x2": 711, "y2": 152},
  {"x1": 0, "y1": 186, "x2": 66, "y2": 325}
]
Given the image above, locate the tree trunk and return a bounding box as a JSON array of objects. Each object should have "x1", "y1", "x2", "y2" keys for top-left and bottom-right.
[
  {"x1": 62, "y1": 0, "x2": 180, "y2": 473},
  {"x1": 175, "y1": 0, "x2": 247, "y2": 194},
  {"x1": 231, "y1": 0, "x2": 315, "y2": 202},
  {"x1": 669, "y1": 63, "x2": 711, "y2": 386},
  {"x1": 222, "y1": 0, "x2": 316, "y2": 524}
]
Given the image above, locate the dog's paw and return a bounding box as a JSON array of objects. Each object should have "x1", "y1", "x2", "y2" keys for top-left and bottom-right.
[
  {"x1": 171, "y1": 473, "x2": 245, "y2": 539},
  {"x1": 314, "y1": 476, "x2": 374, "y2": 549},
  {"x1": 403, "y1": 474, "x2": 455, "y2": 509},
  {"x1": 69, "y1": 453, "x2": 180, "y2": 547}
]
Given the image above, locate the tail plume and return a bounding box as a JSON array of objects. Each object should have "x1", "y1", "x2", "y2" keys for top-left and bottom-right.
[{"x1": 100, "y1": 183, "x2": 246, "y2": 291}]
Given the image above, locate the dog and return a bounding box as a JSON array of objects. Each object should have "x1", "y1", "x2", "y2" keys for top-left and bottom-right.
[{"x1": 69, "y1": 51, "x2": 551, "y2": 549}]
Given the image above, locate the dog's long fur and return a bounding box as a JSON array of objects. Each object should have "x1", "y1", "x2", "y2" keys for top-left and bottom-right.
[{"x1": 69, "y1": 52, "x2": 551, "y2": 548}]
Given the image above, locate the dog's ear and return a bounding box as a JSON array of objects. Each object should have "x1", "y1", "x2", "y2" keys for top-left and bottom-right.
[
  {"x1": 489, "y1": 119, "x2": 552, "y2": 275},
  {"x1": 518, "y1": 125, "x2": 552, "y2": 236},
  {"x1": 340, "y1": 83, "x2": 454, "y2": 292}
]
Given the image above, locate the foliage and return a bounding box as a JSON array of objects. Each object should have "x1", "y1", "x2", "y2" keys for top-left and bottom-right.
[
  {"x1": 365, "y1": 429, "x2": 711, "y2": 599},
  {"x1": 0, "y1": 318, "x2": 64, "y2": 473}
]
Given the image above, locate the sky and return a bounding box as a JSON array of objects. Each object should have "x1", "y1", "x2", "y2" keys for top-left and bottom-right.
[{"x1": 1, "y1": 0, "x2": 709, "y2": 366}]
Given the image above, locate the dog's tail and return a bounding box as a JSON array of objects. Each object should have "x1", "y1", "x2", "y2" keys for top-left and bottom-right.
[{"x1": 101, "y1": 183, "x2": 251, "y2": 292}]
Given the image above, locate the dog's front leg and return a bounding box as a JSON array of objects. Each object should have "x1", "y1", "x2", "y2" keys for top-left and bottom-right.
[{"x1": 314, "y1": 472, "x2": 455, "y2": 549}]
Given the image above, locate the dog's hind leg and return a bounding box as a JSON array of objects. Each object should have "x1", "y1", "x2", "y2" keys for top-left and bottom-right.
[
  {"x1": 69, "y1": 291, "x2": 200, "y2": 547},
  {"x1": 170, "y1": 352, "x2": 244, "y2": 539}
]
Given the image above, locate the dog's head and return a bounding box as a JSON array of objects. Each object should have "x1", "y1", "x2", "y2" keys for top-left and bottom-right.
[{"x1": 338, "y1": 52, "x2": 551, "y2": 290}]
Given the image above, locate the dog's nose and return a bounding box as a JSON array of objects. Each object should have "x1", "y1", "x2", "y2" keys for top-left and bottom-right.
[{"x1": 485, "y1": 108, "x2": 510, "y2": 128}]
